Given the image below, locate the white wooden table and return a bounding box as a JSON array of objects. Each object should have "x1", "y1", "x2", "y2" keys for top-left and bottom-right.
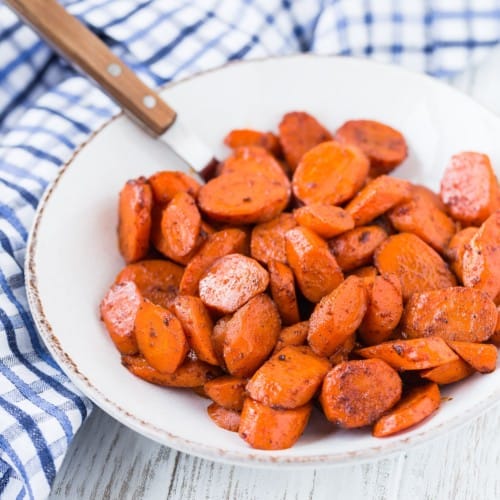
[{"x1": 48, "y1": 51, "x2": 500, "y2": 500}]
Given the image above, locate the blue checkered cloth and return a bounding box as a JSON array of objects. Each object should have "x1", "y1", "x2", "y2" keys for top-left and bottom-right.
[{"x1": 1, "y1": 0, "x2": 500, "y2": 498}]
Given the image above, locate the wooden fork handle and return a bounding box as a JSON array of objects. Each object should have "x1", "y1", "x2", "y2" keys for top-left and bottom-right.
[{"x1": 4, "y1": 0, "x2": 176, "y2": 136}]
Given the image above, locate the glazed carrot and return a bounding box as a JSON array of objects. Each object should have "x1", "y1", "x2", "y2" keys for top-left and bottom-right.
[
  {"x1": 273, "y1": 321, "x2": 309, "y2": 354},
  {"x1": 100, "y1": 281, "x2": 142, "y2": 354},
  {"x1": 445, "y1": 227, "x2": 478, "y2": 282},
  {"x1": 374, "y1": 233, "x2": 456, "y2": 301},
  {"x1": 372, "y1": 383, "x2": 440, "y2": 437},
  {"x1": 204, "y1": 376, "x2": 247, "y2": 411},
  {"x1": 420, "y1": 359, "x2": 475, "y2": 384},
  {"x1": 179, "y1": 228, "x2": 248, "y2": 296},
  {"x1": 349, "y1": 266, "x2": 378, "y2": 280},
  {"x1": 278, "y1": 111, "x2": 332, "y2": 170},
  {"x1": 268, "y1": 260, "x2": 300, "y2": 325},
  {"x1": 118, "y1": 177, "x2": 153, "y2": 263},
  {"x1": 148, "y1": 170, "x2": 201, "y2": 205},
  {"x1": 207, "y1": 403, "x2": 241, "y2": 432},
  {"x1": 224, "y1": 129, "x2": 281, "y2": 156},
  {"x1": 170, "y1": 296, "x2": 219, "y2": 365},
  {"x1": 462, "y1": 211, "x2": 500, "y2": 301},
  {"x1": 328, "y1": 334, "x2": 356, "y2": 365},
  {"x1": 212, "y1": 315, "x2": 230, "y2": 369},
  {"x1": 388, "y1": 187, "x2": 456, "y2": 254},
  {"x1": 285, "y1": 226, "x2": 344, "y2": 303},
  {"x1": 247, "y1": 346, "x2": 330, "y2": 409},
  {"x1": 356, "y1": 337, "x2": 458, "y2": 370},
  {"x1": 319, "y1": 359, "x2": 402, "y2": 428},
  {"x1": 199, "y1": 254, "x2": 269, "y2": 314},
  {"x1": 115, "y1": 259, "x2": 184, "y2": 309},
  {"x1": 292, "y1": 141, "x2": 369, "y2": 206},
  {"x1": 250, "y1": 213, "x2": 297, "y2": 265},
  {"x1": 440, "y1": 152, "x2": 499, "y2": 225},
  {"x1": 293, "y1": 204, "x2": 354, "y2": 238},
  {"x1": 335, "y1": 120, "x2": 408, "y2": 176},
  {"x1": 122, "y1": 355, "x2": 222, "y2": 387},
  {"x1": 403, "y1": 287, "x2": 497, "y2": 342},
  {"x1": 134, "y1": 300, "x2": 189, "y2": 374},
  {"x1": 329, "y1": 225, "x2": 388, "y2": 272},
  {"x1": 446, "y1": 341, "x2": 497, "y2": 373},
  {"x1": 345, "y1": 175, "x2": 412, "y2": 226},
  {"x1": 412, "y1": 184, "x2": 448, "y2": 213},
  {"x1": 239, "y1": 398, "x2": 312, "y2": 450},
  {"x1": 223, "y1": 294, "x2": 281, "y2": 377},
  {"x1": 359, "y1": 274, "x2": 403, "y2": 346},
  {"x1": 308, "y1": 276, "x2": 368, "y2": 357}
]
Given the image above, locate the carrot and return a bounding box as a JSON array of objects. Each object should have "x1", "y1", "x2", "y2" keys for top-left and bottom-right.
[
  {"x1": 285, "y1": 226, "x2": 344, "y2": 303},
  {"x1": 308, "y1": 276, "x2": 368, "y2": 357},
  {"x1": 212, "y1": 315, "x2": 230, "y2": 369},
  {"x1": 403, "y1": 287, "x2": 497, "y2": 342},
  {"x1": 328, "y1": 334, "x2": 357, "y2": 365},
  {"x1": 446, "y1": 341, "x2": 497, "y2": 373},
  {"x1": 273, "y1": 321, "x2": 309, "y2": 354},
  {"x1": 199, "y1": 254, "x2": 269, "y2": 314},
  {"x1": 134, "y1": 300, "x2": 189, "y2": 373},
  {"x1": 292, "y1": 141, "x2": 369, "y2": 206},
  {"x1": 388, "y1": 186, "x2": 456, "y2": 254},
  {"x1": 207, "y1": 403, "x2": 241, "y2": 432},
  {"x1": 122, "y1": 355, "x2": 222, "y2": 387},
  {"x1": 359, "y1": 274, "x2": 403, "y2": 346},
  {"x1": 239, "y1": 398, "x2": 312, "y2": 450},
  {"x1": 374, "y1": 233, "x2": 456, "y2": 301},
  {"x1": 100, "y1": 281, "x2": 142, "y2": 354},
  {"x1": 148, "y1": 170, "x2": 201, "y2": 205},
  {"x1": 115, "y1": 259, "x2": 183, "y2": 309},
  {"x1": 420, "y1": 359, "x2": 475, "y2": 384},
  {"x1": 118, "y1": 177, "x2": 153, "y2": 263},
  {"x1": 440, "y1": 152, "x2": 499, "y2": 225},
  {"x1": 412, "y1": 184, "x2": 448, "y2": 213},
  {"x1": 372, "y1": 383, "x2": 440, "y2": 437},
  {"x1": 345, "y1": 175, "x2": 412, "y2": 226},
  {"x1": 445, "y1": 227, "x2": 478, "y2": 282},
  {"x1": 349, "y1": 266, "x2": 378, "y2": 280},
  {"x1": 179, "y1": 228, "x2": 248, "y2": 296},
  {"x1": 335, "y1": 120, "x2": 408, "y2": 176},
  {"x1": 247, "y1": 346, "x2": 330, "y2": 409},
  {"x1": 319, "y1": 359, "x2": 402, "y2": 428},
  {"x1": 329, "y1": 225, "x2": 388, "y2": 272},
  {"x1": 223, "y1": 294, "x2": 281, "y2": 377},
  {"x1": 462, "y1": 211, "x2": 500, "y2": 301},
  {"x1": 268, "y1": 260, "x2": 300, "y2": 326},
  {"x1": 250, "y1": 213, "x2": 297, "y2": 266},
  {"x1": 356, "y1": 337, "x2": 458, "y2": 370},
  {"x1": 293, "y1": 204, "x2": 355, "y2": 238},
  {"x1": 490, "y1": 307, "x2": 500, "y2": 346},
  {"x1": 278, "y1": 111, "x2": 332, "y2": 171},
  {"x1": 224, "y1": 129, "x2": 282, "y2": 156},
  {"x1": 170, "y1": 296, "x2": 219, "y2": 365},
  {"x1": 204, "y1": 376, "x2": 247, "y2": 411}
]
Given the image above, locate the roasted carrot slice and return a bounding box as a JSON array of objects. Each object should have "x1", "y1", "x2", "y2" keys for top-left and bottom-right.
[
  {"x1": 412, "y1": 185, "x2": 448, "y2": 213},
  {"x1": 148, "y1": 170, "x2": 201, "y2": 205},
  {"x1": 212, "y1": 315, "x2": 230, "y2": 370},
  {"x1": 490, "y1": 307, "x2": 500, "y2": 346},
  {"x1": 356, "y1": 337, "x2": 458, "y2": 370},
  {"x1": 273, "y1": 321, "x2": 309, "y2": 354},
  {"x1": 335, "y1": 120, "x2": 408, "y2": 176},
  {"x1": 118, "y1": 177, "x2": 153, "y2": 263},
  {"x1": 239, "y1": 398, "x2": 312, "y2": 450},
  {"x1": 328, "y1": 334, "x2": 356, "y2": 365},
  {"x1": 278, "y1": 111, "x2": 332, "y2": 171},
  {"x1": 440, "y1": 152, "x2": 499, "y2": 225},
  {"x1": 308, "y1": 276, "x2": 368, "y2": 357},
  {"x1": 247, "y1": 346, "x2": 330, "y2": 409},
  {"x1": 374, "y1": 233, "x2": 456, "y2": 301},
  {"x1": 403, "y1": 287, "x2": 497, "y2": 342},
  {"x1": 204, "y1": 376, "x2": 247, "y2": 411},
  {"x1": 349, "y1": 266, "x2": 378, "y2": 280},
  {"x1": 372, "y1": 383, "x2": 440, "y2": 437},
  {"x1": 420, "y1": 358, "x2": 475, "y2": 384},
  {"x1": 445, "y1": 227, "x2": 478, "y2": 283},
  {"x1": 207, "y1": 403, "x2": 241, "y2": 432},
  {"x1": 319, "y1": 359, "x2": 402, "y2": 428},
  {"x1": 285, "y1": 226, "x2": 343, "y2": 303},
  {"x1": 100, "y1": 281, "x2": 142, "y2": 354},
  {"x1": 293, "y1": 204, "x2": 354, "y2": 238},
  {"x1": 134, "y1": 300, "x2": 189, "y2": 374},
  {"x1": 292, "y1": 141, "x2": 369, "y2": 206},
  {"x1": 268, "y1": 260, "x2": 300, "y2": 326},
  {"x1": 446, "y1": 341, "x2": 497, "y2": 373},
  {"x1": 345, "y1": 176, "x2": 412, "y2": 226},
  {"x1": 199, "y1": 254, "x2": 269, "y2": 314},
  {"x1": 218, "y1": 146, "x2": 287, "y2": 178},
  {"x1": 224, "y1": 129, "x2": 281, "y2": 156}
]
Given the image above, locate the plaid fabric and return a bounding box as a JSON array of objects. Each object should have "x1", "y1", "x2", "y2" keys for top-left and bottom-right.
[{"x1": 0, "y1": 0, "x2": 499, "y2": 498}]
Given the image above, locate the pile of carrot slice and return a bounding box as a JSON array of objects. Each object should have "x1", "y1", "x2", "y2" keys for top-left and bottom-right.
[{"x1": 100, "y1": 111, "x2": 500, "y2": 450}]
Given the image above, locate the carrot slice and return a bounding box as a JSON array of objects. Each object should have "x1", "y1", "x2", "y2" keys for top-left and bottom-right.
[
  {"x1": 349, "y1": 266, "x2": 378, "y2": 280},
  {"x1": 204, "y1": 376, "x2": 247, "y2": 411},
  {"x1": 268, "y1": 260, "x2": 300, "y2": 326},
  {"x1": 445, "y1": 227, "x2": 478, "y2": 283},
  {"x1": 412, "y1": 184, "x2": 448, "y2": 213},
  {"x1": 148, "y1": 170, "x2": 201, "y2": 205},
  {"x1": 224, "y1": 129, "x2": 281, "y2": 156},
  {"x1": 328, "y1": 334, "x2": 356, "y2": 366},
  {"x1": 218, "y1": 146, "x2": 287, "y2": 178},
  {"x1": 207, "y1": 403, "x2": 241, "y2": 432},
  {"x1": 446, "y1": 341, "x2": 498, "y2": 373},
  {"x1": 294, "y1": 204, "x2": 354, "y2": 238},
  {"x1": 490, "y1": 307, "x2": 500, "y2": 346},
  {"x1": 273, "y1": 321, "x2": 309, "y2": 354},
  {"x1": 372, "y1": 383, "x2": 440, "y2": 437},
  {"x1": 420, "y1": 359, "x2": 475, "y2": 384}
]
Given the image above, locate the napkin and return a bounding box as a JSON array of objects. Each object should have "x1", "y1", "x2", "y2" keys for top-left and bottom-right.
[{"x1": 1, "y1": 1, "x2": 499, "y2": 498}]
